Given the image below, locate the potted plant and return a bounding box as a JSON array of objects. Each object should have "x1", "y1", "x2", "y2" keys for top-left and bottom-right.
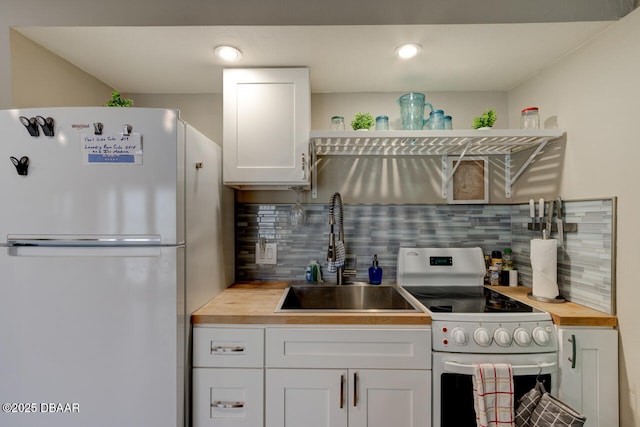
[
  {"x1": 105, "y1": 90, "x2": 134, "y2": 107},
  {"x1": 351, "y1": 112, "x2": 374, "y2": 131},
  {"x1": 472, "y1": 109, "x2": 497, "y2": 129}
]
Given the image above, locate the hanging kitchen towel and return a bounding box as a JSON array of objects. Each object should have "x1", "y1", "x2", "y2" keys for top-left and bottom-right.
[
  {"x1": 530, "y1": 239, "x2": 559, "y2": 299},
  {"x1": 473, "y1": 363, "x2": 515, "y2": 427},
  {"x1": 327, "y1": 240, "x2": 345, "y2": 273}
]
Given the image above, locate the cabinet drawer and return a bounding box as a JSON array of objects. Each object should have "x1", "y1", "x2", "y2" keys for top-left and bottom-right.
[
  {"x1": 193, "y1": 368, "x2": 263, "y2": 427},
  {"x1": 266, "y1": 328, "x2": 431, "y2": 369},
  {"x1": 193, "y1": 327, "x2": 264, "y2": 368}
]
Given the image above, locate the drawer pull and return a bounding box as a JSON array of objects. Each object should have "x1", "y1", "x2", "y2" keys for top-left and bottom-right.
[
  {"x1": 212, "y1": 400, "x2": 245, "y2": 409},
  {"x1": 211, "y1": 345, "x2": 246, "y2": 354}
]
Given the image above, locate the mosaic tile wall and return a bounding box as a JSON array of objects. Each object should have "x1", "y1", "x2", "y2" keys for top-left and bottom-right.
[{"x1": 236, "y1": 199, "x2": 615, "y2": 314}]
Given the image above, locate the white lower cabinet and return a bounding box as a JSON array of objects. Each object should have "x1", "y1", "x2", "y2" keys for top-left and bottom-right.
[
  {"x1": 557, "y1": 327, "x2": 618, "y2": 426},
  {"x1": 265, "y1": 327, "x2": 432, "y2": 427},
  {"x1": 193, "y1": 326, "x2": 432, "y2": 427},
  {"x1": 266, "y1": 368, "x2": 430, "y2": 427}
]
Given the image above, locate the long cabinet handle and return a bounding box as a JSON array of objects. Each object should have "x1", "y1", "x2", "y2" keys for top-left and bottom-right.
[
  {"x1": 211, "y1": 345, "x2": 245, "y2": 354},
  {"x1": 211, "y1": 401, "x2": 244, "y2": 409},
  {"x1": 568, "y1": 334, "x2": 577, "y2": 369},
  {"x1": 340, "y1": 374, "x2": 345, "y2": 409},
  {"x1": 353, "y1": 372, "x2": 358, "y2": 407}
]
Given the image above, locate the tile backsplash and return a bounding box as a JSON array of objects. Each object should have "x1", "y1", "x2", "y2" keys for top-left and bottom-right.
[{"x1": 236, "y1": 199, "x2": 615, "y2": 314}]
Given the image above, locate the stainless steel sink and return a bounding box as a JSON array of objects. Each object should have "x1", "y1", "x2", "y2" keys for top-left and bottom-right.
[{"x1": 275, "y1": 284, "x2": 422, "y2": 312}]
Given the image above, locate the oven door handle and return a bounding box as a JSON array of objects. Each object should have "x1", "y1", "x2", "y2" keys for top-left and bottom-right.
[{"x1": 443, "y1": 361, "x2": 557, "y2": 376}]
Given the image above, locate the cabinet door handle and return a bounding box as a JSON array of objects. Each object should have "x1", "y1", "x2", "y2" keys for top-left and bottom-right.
[
  {"x1": 211, "y1": 400, "x2": 244, "y2": 409},
  {"x1": 353, "y1": 372, "x2": 358, "y2": 407},
  {"x1": 340, "y1": 374, "x2": 345, "y2": 409},
  {"x1": 211, "y1": 345, "x2": 245, "y2": 354},
  {"x1": 568, "y1": 334, "x2": 577, "y2": 369}
]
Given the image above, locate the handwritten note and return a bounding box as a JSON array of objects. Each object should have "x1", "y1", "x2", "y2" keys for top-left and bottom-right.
[{"x1": 81, "y1": 133, "x2": 142, "y2": 164}]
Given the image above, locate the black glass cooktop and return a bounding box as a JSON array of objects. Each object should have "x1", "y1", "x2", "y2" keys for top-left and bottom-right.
[{"x1": 404, "y1": 286, "x2": 537, "y2": 314}]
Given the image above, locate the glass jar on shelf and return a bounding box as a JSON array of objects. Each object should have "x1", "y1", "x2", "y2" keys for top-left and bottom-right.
[
  {"x1": 520, "y1": 107, "x2": 540, "y2": 129},
  {"x1": 330, "y1": 116, "x2": 345, "y2": 131}
]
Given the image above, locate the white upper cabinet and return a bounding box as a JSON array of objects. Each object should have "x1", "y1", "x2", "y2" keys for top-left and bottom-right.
[{"x1": 223, "y1": 68, "x2": 311, "y2": 189}]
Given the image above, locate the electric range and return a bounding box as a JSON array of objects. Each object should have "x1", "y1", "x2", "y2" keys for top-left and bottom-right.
[
  {"x1": 396, "y1": 247, "x2": 557, "y2": 354},
  {"x1": 397, "y1": 247, "x2": 559, "y2": 426}
]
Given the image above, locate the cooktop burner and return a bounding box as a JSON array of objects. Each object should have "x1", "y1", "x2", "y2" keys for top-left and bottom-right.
[{"x1": 404, "y1": 286, "x2": 540, "y2": 314}]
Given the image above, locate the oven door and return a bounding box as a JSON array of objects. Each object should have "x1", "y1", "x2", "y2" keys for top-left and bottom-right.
[{"x1": 432, "y1": 351, "x2": 558, "y2": 427}]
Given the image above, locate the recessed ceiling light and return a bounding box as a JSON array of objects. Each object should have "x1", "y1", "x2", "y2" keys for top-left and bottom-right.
[
  {"x1": 214, "y1": 45, "x2": 242, "y2": 62},
  {"x1": 395, "y1": 43, "x2": 422, "y2": 59}
]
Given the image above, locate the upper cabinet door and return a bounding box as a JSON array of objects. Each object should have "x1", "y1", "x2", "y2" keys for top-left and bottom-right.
[{"x1": 223, "y1": 68, "x2": 310, "y2": 189}]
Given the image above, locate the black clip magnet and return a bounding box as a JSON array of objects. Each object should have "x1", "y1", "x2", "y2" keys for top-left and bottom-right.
[
  {"x1": 36, "y1": 116, "x2": 55, "y2": 137},
  {"x1": 19, "y1": 116, "x2": 39, "y2": 137},
  {"x1": 10, "y1": 156, "x2": 30, "y2": 176}
]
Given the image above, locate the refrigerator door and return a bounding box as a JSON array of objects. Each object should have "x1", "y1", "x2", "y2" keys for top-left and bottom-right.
[
  {"x1": 0, "y1": 107, "x2": 182, "y2": 244},
  {"x1": 0, "y1": 245, "x2": 184, "y2": 427}
]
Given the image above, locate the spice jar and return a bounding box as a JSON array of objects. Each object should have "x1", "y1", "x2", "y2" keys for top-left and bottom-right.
[
  {"x1": 520, "y1": 107, "x2": 540, "y2": 129},
  {"x1": 330, "y1": 116, "x2": 345, "y2": 131},
  {"x1": 502, "y1": 248, "x2": 513, "y2": 270}
]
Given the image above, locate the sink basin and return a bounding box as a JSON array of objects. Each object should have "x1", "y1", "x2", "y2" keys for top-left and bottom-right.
[{"x1": 275, "y1": 284, "x2": 422, "y2": 312}]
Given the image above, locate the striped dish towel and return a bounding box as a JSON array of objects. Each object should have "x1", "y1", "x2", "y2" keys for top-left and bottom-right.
[{"x1": 473, "y1": 363, "x2": 515, "y2": 427}]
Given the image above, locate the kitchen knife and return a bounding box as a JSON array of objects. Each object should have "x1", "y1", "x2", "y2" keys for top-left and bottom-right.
[
  {"x1": 538, "y1": 198, "x2": 545, "y2": 238},
  {"x1": 555, "y1": 196, "x2": 564, "y2": 245},
  {"x1": 529, "y1": 199, "x2": 536, "y2": 232},
  {"x1": 546, "y1": 199, "x2": 554, "y2": 239}
]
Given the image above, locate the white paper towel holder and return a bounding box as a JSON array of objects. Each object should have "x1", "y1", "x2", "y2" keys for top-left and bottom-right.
[{"x1": 527, "y1": 293, "x2": 566, "y2": 303}]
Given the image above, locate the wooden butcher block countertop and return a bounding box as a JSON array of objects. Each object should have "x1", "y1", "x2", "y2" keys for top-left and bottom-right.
[
  {"x1": 489, "y1": 285, "x2": 617, "y2": 327},
  {"x1": 191, "y1": 282, "x2": 430, "y2": 326},
  {"x1": 192, "y1": 282, "x2": 617, "y2": 327}
]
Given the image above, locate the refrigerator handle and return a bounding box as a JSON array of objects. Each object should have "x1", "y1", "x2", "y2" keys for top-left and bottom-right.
[{"x1": 6, "y1": 235, "x2": 162, "y2": 247}]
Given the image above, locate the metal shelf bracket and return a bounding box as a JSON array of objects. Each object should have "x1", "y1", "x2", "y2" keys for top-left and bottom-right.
[{"x1": 506, "y1": 139, "x2": 549, "y2": 198}]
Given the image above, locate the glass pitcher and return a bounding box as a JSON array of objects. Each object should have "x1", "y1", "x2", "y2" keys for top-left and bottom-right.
[{"x1": 398, "y1": 93, "x2": 433, "y2": 130}]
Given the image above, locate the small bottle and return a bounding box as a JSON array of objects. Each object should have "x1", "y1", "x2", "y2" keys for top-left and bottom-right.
[
  {"x1": 484, "y1": 255, "x2": 491, "y2": 285},
  {"x1": 520, "y1": 107, "x2": 540, "y2": 129},
  {"x1": 490, "y1": 250, "x2": 503, "y2": 269},
  {"x1": 502, "y1": 248, "x2": 513, "y2": 270},
  {"x1": 368, "y1": 254, "x2": 383, "y2": 285},
  {"x1": 310, "y1": 260, "x2": 321, "y2": 282},
  {"x1": 331, "y1": 116, "x2": 345, "y2": 131},
  {"x1": 490, "y1": 266, "x2": 501, "y2": 286},
  {"x1": 305, "y1": 264, "x2": 313, "y2": 282}
]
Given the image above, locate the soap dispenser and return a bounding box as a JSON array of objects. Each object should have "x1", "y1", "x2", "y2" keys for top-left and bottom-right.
[{"x1": 368, "y1": 254, "x2": 383, "y2": 285}]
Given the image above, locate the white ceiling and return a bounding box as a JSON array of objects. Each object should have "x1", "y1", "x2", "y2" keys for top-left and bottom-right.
[{"x1": 16, "y1": 22, "x2": 613, "y2": 94}]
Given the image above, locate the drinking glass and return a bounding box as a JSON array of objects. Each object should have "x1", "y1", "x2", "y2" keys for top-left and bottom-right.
[{"x1": 290, "y1": 187, "x2": 306, "y2": 227}]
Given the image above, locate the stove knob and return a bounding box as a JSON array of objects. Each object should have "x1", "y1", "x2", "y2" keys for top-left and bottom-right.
[
  {"x1": 473, "y1": 327, "x2": 492, "y2": 347},
  {"x1": 513, "y1": 327, "x2": 532, "y2": 346},
  {"x1": 451, "y1": 327, "x2": 468, "y2": 345},
  {"x1": 532, "y1": 326, "x2": 551, "y2": 346},
  {"x1": 493, "y1": 327, "x2": 513, "y2": 347}
]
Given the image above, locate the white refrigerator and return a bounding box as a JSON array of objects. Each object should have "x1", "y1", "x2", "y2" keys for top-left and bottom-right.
[{"x1": 0, "y1": 107, "x2": 231, "y2": 427}]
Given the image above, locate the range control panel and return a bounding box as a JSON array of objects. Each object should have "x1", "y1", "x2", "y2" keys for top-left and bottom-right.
[{"x1": 432, "y1": 320, "x2": 557, "y2": 354}]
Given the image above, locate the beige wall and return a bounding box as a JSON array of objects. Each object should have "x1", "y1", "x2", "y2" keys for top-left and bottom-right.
[
  {"x1": 10, "y1": 30, "x2": 113, "y2": 107},
  {"x1": 509, "y1": 8, "x2": 640, "y2": 426}
]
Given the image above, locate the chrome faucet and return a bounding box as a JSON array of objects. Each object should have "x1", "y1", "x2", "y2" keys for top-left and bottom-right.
[{"x1": 327, "y1": 192, "x2": 345, "y2": 285}]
